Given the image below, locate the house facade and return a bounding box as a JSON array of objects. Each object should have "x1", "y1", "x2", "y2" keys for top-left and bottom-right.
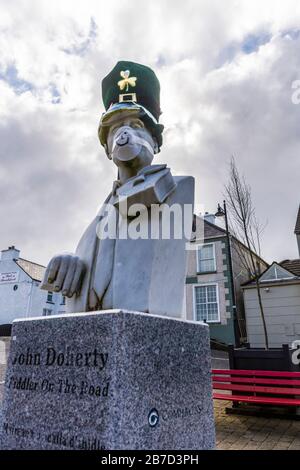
[
  {"x1": 0, "y1": 246, "x2": 66, "y2": 326},
  {"x1": 242, "y1": 261, "x2": 300, "y2": 348},
  {"x1": 242, "y1": 205, "x2": 300, "y2": 348},
  {"x1": 185, "y1": 214, "x2": 268, "y2": 346}
]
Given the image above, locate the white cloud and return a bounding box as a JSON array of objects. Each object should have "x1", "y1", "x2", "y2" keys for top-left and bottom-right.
[{"x1": 0, "y1": 0, "x2": 300, "y2": 266}]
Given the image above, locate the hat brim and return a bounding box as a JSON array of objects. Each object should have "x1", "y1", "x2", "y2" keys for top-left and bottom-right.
[{"x1": 98, "y1": 102, "x2": 163, "y2": 149}]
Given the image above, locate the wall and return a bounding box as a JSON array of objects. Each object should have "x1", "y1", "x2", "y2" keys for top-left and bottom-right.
[
  {"x1": 0, "y1": 257, "x2": 33, "y2": 323},
  {"x1": 244, "y1": 283, "x2": 300, "y2": 348},
  {"x1": 185, "y1": 235, "x2": 235, "y2": 344},
  {"x1": 0, "y1": 258, "x2": 64, "y2": 324}
]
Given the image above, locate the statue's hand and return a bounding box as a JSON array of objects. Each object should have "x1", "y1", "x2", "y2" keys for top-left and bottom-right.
[{"x1": 41, "y1": 254, "x2": 86, "y2": 298}]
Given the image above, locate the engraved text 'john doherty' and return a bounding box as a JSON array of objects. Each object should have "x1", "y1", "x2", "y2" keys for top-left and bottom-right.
[{"x1": 12, "y1": 347, "x2": 108, "y2": 370}]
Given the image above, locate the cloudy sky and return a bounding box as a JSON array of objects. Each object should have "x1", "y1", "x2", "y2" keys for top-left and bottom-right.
[{"x1": 0, "y1": 0, "x2": 300, "y2": 266}]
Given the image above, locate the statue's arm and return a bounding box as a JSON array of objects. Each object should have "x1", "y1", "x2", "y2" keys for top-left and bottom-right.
[{"x1": 40, "y1": 254, "x2": 86, "y2": 298}]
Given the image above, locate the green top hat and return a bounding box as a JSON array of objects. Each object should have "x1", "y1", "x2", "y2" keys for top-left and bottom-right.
[{"x1": 98, "y1": 61, "x2": 164, "y2": 150}]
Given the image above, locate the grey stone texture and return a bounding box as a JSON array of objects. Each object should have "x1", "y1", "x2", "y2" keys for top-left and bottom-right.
[{"x1": 0, "y1": 310, "x2": 215, "y2": 450}]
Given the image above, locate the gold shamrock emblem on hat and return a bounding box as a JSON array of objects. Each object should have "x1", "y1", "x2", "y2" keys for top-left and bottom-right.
[{"x1": 118, "y1": 70, "x2": 137, "y2": 92}]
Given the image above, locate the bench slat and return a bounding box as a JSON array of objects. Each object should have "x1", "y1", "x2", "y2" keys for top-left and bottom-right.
[
  {"x1": 213, "y1": 382, "x2": 300, "y2": 395},
  {"x1": 213, "y1": 376, "x2": 300, "y2": 386},
  {"x1": 213, "y1": 393, "x2": 300, "y2": 406},
  {"x1": 212, "y1": 369, "x2": 300, "y2": 378}
]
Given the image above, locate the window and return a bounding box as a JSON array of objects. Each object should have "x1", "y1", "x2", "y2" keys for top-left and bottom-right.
[
  {"x1": 194, "y1": 285, "x2": 220, "y2": 322},
  {"x1": 43, "y1": 308, "x2": 52, "y2": 316},
  {"x1": 260, "y1": 264, "x2": 294, "y2": 282},
  {"x1": 197, "y1": 243, "x2": 216, "y2": 273},
  {"x1": 47, "y1": 291, "x2": 53, "y2": 303},
  {"x1": 61, "y1": 296, "x2": 66, "y2": 305}
]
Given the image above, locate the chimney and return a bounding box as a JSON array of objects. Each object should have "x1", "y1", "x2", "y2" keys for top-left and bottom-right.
[
  {"x1": 1, "y1": 246, "x2": 20, "y2": 261},
  {"x1": 203, "y1": 212, "x2": 216, "y2": 226}
]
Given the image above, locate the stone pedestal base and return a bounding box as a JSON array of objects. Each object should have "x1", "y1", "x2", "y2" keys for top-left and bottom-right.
[{"x1": 0, "y1": 310, "x2": 215, "y2": 450}]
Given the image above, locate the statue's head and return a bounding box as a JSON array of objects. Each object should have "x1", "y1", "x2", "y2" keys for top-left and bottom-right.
[
  {"x1": 98, "y1": 61, "x2": 164, "y2": 169},
  {"x1": 105, "y1": 115, "x2": 158, "y2": 170}
]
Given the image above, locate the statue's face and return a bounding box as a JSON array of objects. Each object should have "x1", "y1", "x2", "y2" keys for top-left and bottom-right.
[{"x1": 106, "y1": 116, "x2": 157, "y2": 169}]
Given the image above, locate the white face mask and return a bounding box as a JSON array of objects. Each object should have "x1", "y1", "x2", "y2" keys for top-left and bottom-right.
[{"x1": 111, "y1": 126, "x2": 154, "y2": 162}]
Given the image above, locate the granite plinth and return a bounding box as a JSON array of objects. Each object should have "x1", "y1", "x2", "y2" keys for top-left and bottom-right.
[{"x1": 0, "y1": 310, "x2": 215, "y2": 450}]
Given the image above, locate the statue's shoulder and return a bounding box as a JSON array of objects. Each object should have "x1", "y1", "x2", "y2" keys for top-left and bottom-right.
[
  {"x1": 115, "y1": 164, "x2": 176, "y2": 210},
  {"x1": 173, "y1": 175, "x2": 194, "y2": 184},
  {"x1": 169, "y1": 175, "x2": 195, "y2": 205}
]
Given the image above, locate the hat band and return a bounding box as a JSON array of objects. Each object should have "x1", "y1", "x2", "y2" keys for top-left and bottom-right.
[
  {"x1": 102, "y1": 102, "x2": 159, "y2": 127},
  {"x1": 119, "y1": 93, "x2": 137, "y2": 103}
]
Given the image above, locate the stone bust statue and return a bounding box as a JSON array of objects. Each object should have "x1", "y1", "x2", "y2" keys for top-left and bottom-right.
[{"x1": 41, "y1": 61, "x2": 194, "y2": 317}]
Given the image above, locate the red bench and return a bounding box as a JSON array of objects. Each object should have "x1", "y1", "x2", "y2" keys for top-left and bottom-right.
[{"x1": 212, "y1": 369, "x2": 300, "y2": 414}]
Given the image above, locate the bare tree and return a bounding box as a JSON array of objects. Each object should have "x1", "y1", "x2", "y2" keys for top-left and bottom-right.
[{"x1": 225, "y1": 157, "x2": 268, "y2": 349}]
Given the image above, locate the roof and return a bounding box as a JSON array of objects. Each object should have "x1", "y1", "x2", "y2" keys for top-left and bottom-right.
[
  {"x1": 242, "y1": 261, "x2": 300, "y2": 288},
  {"x1": 192, "y1": 216, "x2": 268, "y2": 267},
  {"x1": 192, "y1": 216, "x2": 226, "y2": 239},
  {"x1": 204, "y1": 219, "x2": 227, "y2": 238},
  {"x1": 192, "y1": 215, "x2": 230, "y2": 240},
  {"x1": 242, "y1": 277, "x2": 300, "y2": 288},
  {"x1": 295, "y1": 205, "x2": 300, "y2": 235},
  {"x1": 15, "y1": 258, "x2": 46, "y2": 282},
  {"x1": 280, "y1": 259, "x2": 300, "y2": 277}
]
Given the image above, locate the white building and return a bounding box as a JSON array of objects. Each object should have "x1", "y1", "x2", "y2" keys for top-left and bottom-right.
[
  {"x1": 0, "y1": 246, "x2": 66, "y2": 326},
  {"x1": 242, "y1": 206, "x2": 300, "y2": 348},
  {"x1": 242, "y1": 261, "x2": 300, "y2": 348}
]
